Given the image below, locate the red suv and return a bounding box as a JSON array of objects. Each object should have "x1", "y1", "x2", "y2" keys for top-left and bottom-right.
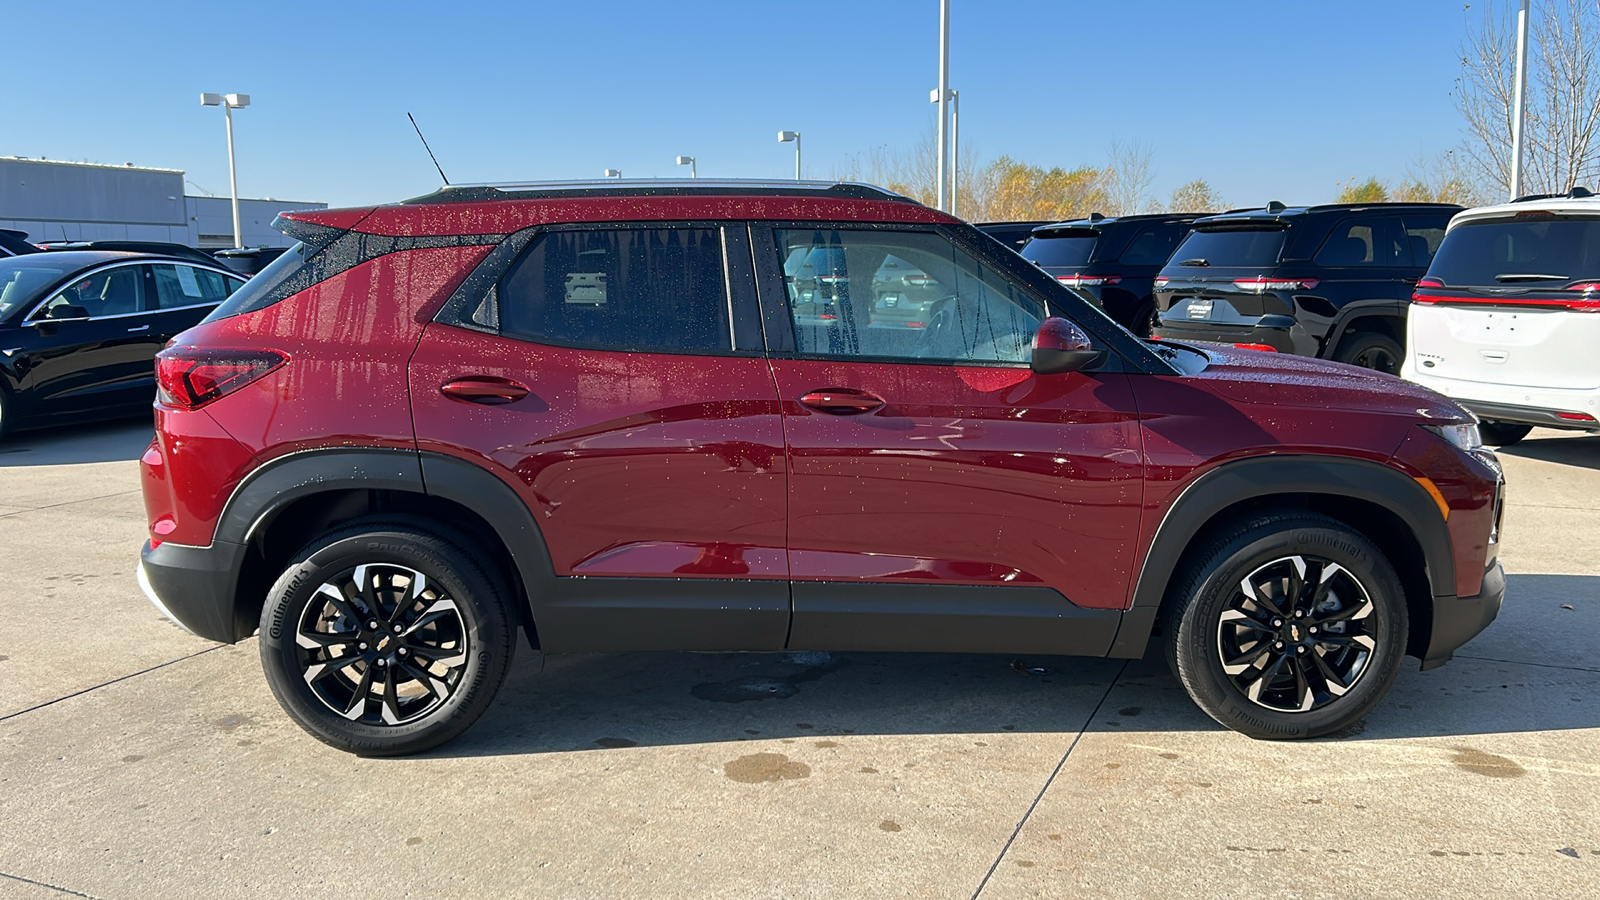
[{"x1": 137, "y1": 181, "x2": 1505, "y2": 755}]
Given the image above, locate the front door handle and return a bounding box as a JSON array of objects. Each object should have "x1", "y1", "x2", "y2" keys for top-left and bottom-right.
[
  {"x1": 798, "y1": 388, "x2": 885, "y2": 414},
  {"x1": 127, "y1": 325, "x2": 150, "y2": 333},
  {"x1": 441, "y1": 375, "x2": 530, "y2": 405}
]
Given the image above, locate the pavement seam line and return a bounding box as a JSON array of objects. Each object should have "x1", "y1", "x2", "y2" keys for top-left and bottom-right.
[
  {"x1": 1454, "y1": 653, "x2": 1600, "y2": 674},
  {"x1": 0, "y1": 489, "x2": 142, "y2": 520},
  {"x1": 0, "y1": 645, "x2": 223, "y2": 724},
  {"x1": 969, "y1": 659, "x2": 1130, "y2": 900},
  {"x1": 0, "y1": 871, "x2": 103, "y2": 899}
]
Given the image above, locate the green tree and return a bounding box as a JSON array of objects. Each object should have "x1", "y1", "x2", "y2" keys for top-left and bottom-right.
[
  {"x1": 1167, "y1": 179, "x2": 1225, "y2": 212},
  {"x1": 1336, "y1": 177, "x2": 1390, "y2": 203}
]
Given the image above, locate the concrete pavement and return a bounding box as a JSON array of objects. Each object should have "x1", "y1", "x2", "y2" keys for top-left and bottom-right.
[{"x1": 0, "y1": 420, "x2": 1594, "y2": 899}]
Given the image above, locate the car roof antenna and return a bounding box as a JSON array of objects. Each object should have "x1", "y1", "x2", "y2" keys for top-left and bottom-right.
[{"x1": 407, "y1": 112, "x2": 451, "y2": 186}]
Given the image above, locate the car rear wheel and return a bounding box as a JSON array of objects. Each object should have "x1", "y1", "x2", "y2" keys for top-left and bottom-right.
[
  {"x1": 1165, "y1": 514, "x2": 1407, "y2": 739},
  {"x1": 259, "y1": 520, "x2": 515, "y2": 756},
  {"x1": 1478, "y1": 421, "x2": 1532, "y2": 446},
  {"x1": 0, "y1": 388, "x2": 8, "y2": 440},
  {"x1": 1332, "y1": 331, "x2": 1404, "y2": 374}
]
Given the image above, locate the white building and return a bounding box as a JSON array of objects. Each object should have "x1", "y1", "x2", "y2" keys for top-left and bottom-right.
[{"x1": 0, "y1": 157, "x2": 326, "y2": 249}]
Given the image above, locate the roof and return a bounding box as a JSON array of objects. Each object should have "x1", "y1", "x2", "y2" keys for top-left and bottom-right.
[
  {"x1": 0, "y1": 249, "x2": 153, "y2": 268},
  {"x1": 1448, "y1": 195, "x2": 1600, "y2": 230},
  {"x1": 404, "y1": 179, "x2": 916, "y2": 205},
  {"x1": 0, "y1": 156, "x2": 184, "y2": 175},
  {"x1": 1035, "y1": 212, "x2": 1206, "y2": 233},
  {"x1": 1193, "y1": 201, "x2": 1461, "y2": 228}
]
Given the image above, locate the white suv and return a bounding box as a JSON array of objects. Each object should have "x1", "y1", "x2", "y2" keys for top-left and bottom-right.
[{"x1": 1402, "y1": 189, "x2": 1600, "y2": 446}]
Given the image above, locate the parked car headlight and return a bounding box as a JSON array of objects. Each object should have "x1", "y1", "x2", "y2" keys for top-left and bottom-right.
[{"x1": 1424, "y1": 423, "x2": 1483, "y2": 452}]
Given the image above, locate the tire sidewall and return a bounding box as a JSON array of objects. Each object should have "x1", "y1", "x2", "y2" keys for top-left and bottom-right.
[
  {"x1": 259, "y1": 528, "x2": 510, "y2": 755},
  {"x1": 1335, "y1": 332, "x2": 1404, "y2": 373},
  {"x1": 1173, "y1": 522, "x2": 1407, "y2": 739}
]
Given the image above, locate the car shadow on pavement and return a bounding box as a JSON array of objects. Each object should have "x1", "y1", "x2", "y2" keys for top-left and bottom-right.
[
  {"x1": 0, "y1": 418, "x2": 153, "y2": 467},
  {"x1": 1496, "y1": 432, "x2": 1600, "y2": 471},
  {"x1": 422, "y1": 572, "x2": 1600, "y2": 759}
]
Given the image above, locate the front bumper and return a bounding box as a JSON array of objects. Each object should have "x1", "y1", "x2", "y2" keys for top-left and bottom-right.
[
  {"x1": 138, "y1": 539, "x2": 250, "y2": 644},
  {"x1": 1421, "y1": 560, "x2": 1505, "y2": 669}
]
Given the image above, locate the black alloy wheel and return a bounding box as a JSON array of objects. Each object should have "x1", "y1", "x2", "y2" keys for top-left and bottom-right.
[
  {"x1": 260, "y1": 520, "x2": 514, "y2": 756},
  {"x1": 1166, "y1": 514, "x2": 1407, "y2": 739}
]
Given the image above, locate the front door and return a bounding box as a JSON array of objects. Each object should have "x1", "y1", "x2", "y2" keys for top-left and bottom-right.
[
  {"x1": 759, "y1": 226, "x2": 1145, "y2": 655},
  {"x1": 409, "y1": 224, "x2": 790, "y2": 652},
  {"x1": 16, "y1": 262, "x2": 164, "y2": 421}
]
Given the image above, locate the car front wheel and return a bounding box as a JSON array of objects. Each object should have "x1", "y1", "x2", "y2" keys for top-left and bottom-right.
[
  {"x1": 1165, "y1": 514, "x2": 1407, "y2": 739},
  {"x1": 259, "y1": 520, "x2": 515, "y2": 756}
]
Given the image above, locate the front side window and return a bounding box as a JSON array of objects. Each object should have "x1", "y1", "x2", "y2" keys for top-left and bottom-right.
[
  {"x1": 496, "y1": 228, "x2": 730, "y2": 353},
  {"x1": 150, "y1": 264, "x2": 240, "y2": 309},
  {"x1": 43, "y1": 266, "x2": 144, "y2": 318},
  {"x1": 776, "y1": 228, "x2": 1043, "y2": 364}
]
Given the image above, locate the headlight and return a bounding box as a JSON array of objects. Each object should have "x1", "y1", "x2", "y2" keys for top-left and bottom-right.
[{"x1": 1424, "y1": 423, "x2": 1483, "y2": 452}]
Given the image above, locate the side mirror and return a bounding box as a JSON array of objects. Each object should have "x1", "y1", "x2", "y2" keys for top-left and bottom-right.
[
  {"x1": 1031, "y1": 317, "x2": 1105, "y2": 375},
  {"x1": 46, "y1": 304, "x2": 90, "y2": 321}
]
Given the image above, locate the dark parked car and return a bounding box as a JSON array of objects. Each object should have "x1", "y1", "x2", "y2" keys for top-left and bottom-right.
[
  {"x1": 212, "y1": 246, "x2": 289, "y2": 277},
  {"x1": 1022, "y1": 213, "x2": 1205, "y2": 335},
  {"x1": 0, "y1": 251, "x2": 245, "y2": 437},
  {"x1": 0, "y1": 229, "x2": 40, "y2": 257},
  {"x1": 975, "y1": 220, "x2": 1053, "y2": 252},
  {"x1": 39, "y1": 240, "x2": 219, "y2": 267},
  {"x1": 1151, "y1": 202, "x2": 1461, "y2": 372},
  {"x1": 138, "y1": 180, "x2": 1502, "y2": 756}
]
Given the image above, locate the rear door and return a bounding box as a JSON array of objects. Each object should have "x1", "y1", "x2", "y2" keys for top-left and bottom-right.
[
  {"x1": 409, "y1": 224, "x2": 790, "y2": 652},
  {"x1": 758, "y1": 225, "x2": 1144, "y2": 655},
  {"x1": 1312, "y1": 214, "x2": 1415, "y2": 311}
]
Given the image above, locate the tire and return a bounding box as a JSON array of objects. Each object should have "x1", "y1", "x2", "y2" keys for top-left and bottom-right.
[
  {"x1": 0, "y1": 386, "x2": 10, "y2": 441},
  {"x1": 1164, "y1": 514, "x2": 1407, "y2": 740},
  {"x1": 1129, "y1": 302, "x2": 1157, "y2": 338},
  {"x1": 258, "y1": 520, "x2": 515, "y2": 756},
  {"x1": 1332, "y1": 331, "x2": 1404, "y2": 374},
  {"x1": 1479, "y1": 421, "x2": 1532, "y2": 447}
]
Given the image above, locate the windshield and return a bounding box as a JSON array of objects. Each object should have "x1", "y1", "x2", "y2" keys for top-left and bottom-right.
[
  {"x1": 0, "y1": 258, "x2": 72, "y2": 321},
  {"x1": 1167, "y1": 227, "x2": 1287, "y2": 269},
  {"x1": 1428, "y1": 216, "x2": 1600, "y2": 287},
  {"x1": 1021, "y1": 234, "x2": 1098, "y2": 268}
]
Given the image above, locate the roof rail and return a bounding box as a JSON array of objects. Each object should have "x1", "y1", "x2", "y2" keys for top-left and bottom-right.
[{"x1": 402, "y1": 179, "x2": 920, "y2": 205}]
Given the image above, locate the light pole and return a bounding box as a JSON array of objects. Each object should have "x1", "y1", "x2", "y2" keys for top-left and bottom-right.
[
  {"x1": 778, "y1": 131, "x2": 801, "y2": 180},
  {"x1": 929, "y1": 86, "x2": 959, "y2": 215},
  {"x1": 1510, "y1": 0, "x2": 1531, "y2": 198},
  {"x1": 676, "y1": 155, "x2": 697, "y2": 178},
  {"x1": 604, "y1": 169, "x2": 622, "y2": 178},
  {"x1": 935, "y1": 0, "x2": 950, "y2": 212},
  {"x1": 200, "y1": 92, "x2": 250, "y2": 249}
]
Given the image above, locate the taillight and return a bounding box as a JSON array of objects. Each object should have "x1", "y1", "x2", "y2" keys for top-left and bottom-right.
[
  {"x1": 1557, "y1": 411, "x2": 1597, "y2": 421},
  {"x1": 1056, "y1": 274, "x2": 1123, "y2": 287},
  {"x1": 1411, "y1": 291, "x2": 1600, "y2": 311},
  {"x1": 1417, "y1": 277, "x2": 1444, "y2": 288},
  {"x1": 1233, "y1": 276, "x2": 1320, "y2": 293},
  {"x1": 1233, "y1": 343, "x2": 1279, "y2": 352},
  {"x1": 156, "y1": 347, "x2": 287, "y2": 410}
]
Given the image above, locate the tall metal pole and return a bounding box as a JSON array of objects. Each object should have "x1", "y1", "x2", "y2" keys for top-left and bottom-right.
[
  {"x1": 795, "y1": 134, "x2": 802, "y2": 180},
  {"x1": 951, "y1": 89, "x2": 960, "y2": 217},
  {"x1": 1510, "y1": 0, "x2": 1531, "y2": 199},
  {"x1": 936, "y1": 0, "x2": 950, "y2": 212},
  {"x1": 225, "y1": 103, "x2": 242, "y2": 249}
]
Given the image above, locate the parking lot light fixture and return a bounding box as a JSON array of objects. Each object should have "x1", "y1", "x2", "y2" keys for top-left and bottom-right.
[
  {"x1": 778, "y1": 131, "x2": 801, "y2": 180},
  {"x1": 200, "y1": 92, "x2": 251, "y2": 249},
  {"x1": 604, "y1": 169, "x2": 622, "y2": 178},
  {"x1": 675, "y1": 156, "x2": 697, "y2": 178}
]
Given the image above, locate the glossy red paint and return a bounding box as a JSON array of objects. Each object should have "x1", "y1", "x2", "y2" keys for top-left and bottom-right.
[
  {"x1": 769, "y1": 358, "x2": 1145, "y2": 610},
  {"x1": 278, "y1": 207, "x2": 374, "y2": 230},
  {"x1": 1389, "y1": 427, "x2": 1500, "y2": 597},
  {"x1": 408, "y1": 323, "x2": 789, "y2": 580},
  {"x1": 140, "y1": 408, "x2": 259, "y2": 547}
]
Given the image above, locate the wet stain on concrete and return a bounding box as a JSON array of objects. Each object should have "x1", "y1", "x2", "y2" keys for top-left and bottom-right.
[
  {"x1": 1159, "y1": 752, "x2": 1180, "y2": 760},
  {"x1": 725, "y1": 752, "x2": 811, "y2": 784},
  {"x1": 974, "y1": 741, "x2": 988, "y2": 747},
  {"x1": 691, "y1": 657, "x2": 845, "y2": 703},
  {"x1": 1557, "y1": 847, "x2": 1580, "y2": 859},
  {"x1": 1451, "y1": 747, "x2": 1526, "y2": 778},
  {"x1": 1048, "y1": 834, "x2": 1062, "y2": 841},
  {"x1": 594, "y1": 737, "x2": 637, "y2": 749},
  {"x1": 121, "y1": 754, "x2": 144, "y2": 763},
  {"x1": 213, "y1": 714, "x2": 251, "y2": 732},
  {"x1": 860, "y1": 766, "x2": 879, "y2": 774},
  {"x1": 236, "y1": 740, "x2": 254, "y2": 747},
  {"x1": 815, "y1": 740, "x2": 839, "y2": 748},
  {"x1": 0, "y1": 655, "x2": 9, "y2": 663},
  {"x1": 406, "y1": 837, "x2": 424, "y2": 846},
  {"x1": 1118, "y1": 707, "x2": 1142, "y2": 717},
  {"x1": 1016, "y1": 860, "x2": 1036, "y2": 868},
  {"x1": 1105, "y1": 762, "x2": 1121, "y2": 769},
  {"x1": 879, "y1": 820, "x2": 901, "y2": 832}
]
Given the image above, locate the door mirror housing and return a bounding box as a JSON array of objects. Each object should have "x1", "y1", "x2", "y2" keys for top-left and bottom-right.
[{"x1": 1031, "y1": 317, "x2": 1105, "y2": 375}]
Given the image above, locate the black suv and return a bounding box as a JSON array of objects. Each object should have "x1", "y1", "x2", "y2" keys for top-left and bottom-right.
[
  {"x1": 1151, "y1": 202, "x2": 1461, "y2": 372},
  {"x1": 975, "y1": 221, "x2": 1052, "y2": 252},
  {"x1": 1022, "y1": 213, "x2": 1203, "y2": 335}
]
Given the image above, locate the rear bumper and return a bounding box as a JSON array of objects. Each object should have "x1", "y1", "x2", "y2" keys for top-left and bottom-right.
[
  {"x1": 1461, "y1": 399, "x2": 1600, "y2": 431},
  {"x1": 1402, "y1": 369, "x2": 1600, "y2": 429},
  {"x1": 1421, "y1": 560, "x2": 1505, "y2": 670},
  {"x1": 138, "y1": 539, "x2": 249, "y2": 644},
  {"x1": 1151, "y1": 315, "x2": 1314, "y2": 355}
]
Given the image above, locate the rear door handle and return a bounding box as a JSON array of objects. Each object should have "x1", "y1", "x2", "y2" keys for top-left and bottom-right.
[
  {"x1": 798, "y1": 388, "x2": 885, "y2": 414},
  {"x1": 441, "y1": 376, "x2": 530, "y2": 405}
]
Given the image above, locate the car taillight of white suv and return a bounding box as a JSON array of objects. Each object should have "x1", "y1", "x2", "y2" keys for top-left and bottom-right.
[{"x1": 1403, "y1": 190, "x2": 1600, "y2": 446}]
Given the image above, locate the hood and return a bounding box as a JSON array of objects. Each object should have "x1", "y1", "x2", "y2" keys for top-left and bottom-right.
[{"x1": 1185, "y1": 344, "x2": 1469, "y2": 421}]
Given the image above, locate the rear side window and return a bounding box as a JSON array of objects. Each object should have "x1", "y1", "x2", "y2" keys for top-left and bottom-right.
[
  {"x1": 1117, "y1": 226, "x2": 1186, "y2": 266},
  {"x1": 1168, "y1": 228, "x2": 1286, "y2": 268},
  {"x1": 1021, "y1": 233, "x2": 1098, "y2": 267},
  {"x1": 1402, "y1": 219, "x2": 1447, "y2": 267},
  {"x1": 1428, "y1": 217, "x2": 1600, "y2": 287},
  {"x1": 1314, "y1": 216, "x2": 1407, "y2": 267},
  {"x1": 150, "y1": 264, "x2": 240, "y2": 309},
  {"x1": 496, "y1": 227, "x2": 730, "y2": 353}
]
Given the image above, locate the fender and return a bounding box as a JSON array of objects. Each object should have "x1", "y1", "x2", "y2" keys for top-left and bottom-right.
[
  {"x1": 1106, "y1": 455, "x2": 1455, "y2": 658},
  {"x1": 1323, "y1": 299, "x2": 1406, "y2": 355},
  {"x1": 219, "y1": 448, "x2": 426, "y2": 545}
]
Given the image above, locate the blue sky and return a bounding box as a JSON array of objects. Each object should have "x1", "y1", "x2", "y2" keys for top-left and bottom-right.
[{"x1": 2, "y1": 0, "x2": 1480, "y2": 211}]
